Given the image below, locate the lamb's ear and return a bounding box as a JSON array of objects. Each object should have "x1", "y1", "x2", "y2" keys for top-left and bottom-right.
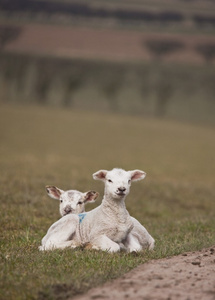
[
  {"x1": 46, "y1": 185, "x2": 64, "y2": 200},
  {"x1": 129, "y1": 170, "x2": 146, "y2": 182},
  {"x1": 84, "y1": 191, "x2": 99, "y2": 203},
  {"x1": 92, "y1": 170, "x2": 108, "y2": 181}
]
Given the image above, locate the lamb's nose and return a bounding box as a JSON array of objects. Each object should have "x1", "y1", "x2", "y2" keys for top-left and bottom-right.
[
  {"x1": 118, "y1": 187, "x2": 126, "y2": 192},
  {"x1": 65, "y1": 206, "x2": 72, "y2": 213}
]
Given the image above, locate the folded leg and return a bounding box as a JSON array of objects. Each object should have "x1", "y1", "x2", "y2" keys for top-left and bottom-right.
[
  {"x1": 39, "y1": 214, "x2": 79, "y2": 251},
  {"x1": 91, "y1": 235, "x2": 120, "y2": 253}
]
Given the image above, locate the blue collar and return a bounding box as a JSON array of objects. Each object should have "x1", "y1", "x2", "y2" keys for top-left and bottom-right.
[{"x1": 78, "y1": 213, "x2": 86, "y2": 224}]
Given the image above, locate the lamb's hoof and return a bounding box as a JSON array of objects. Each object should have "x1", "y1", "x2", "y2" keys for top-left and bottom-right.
[
  {"x1": 119, "y1": 243, "x2": 127, "y2": 252},
  {"x1": 91, "y1": 245, "x2": 100, "y2": 251},
  {"x1": 130, "y1": 250, "x2": 140, "y2": 256},
  {"x1": 149, "y1": 239, "x2": 155, "y2": 251},
  {"x1": 84, "y1": 242, "x2": 93, "y2": 250},
  {"x1": 70, "y1": 243, "x2": 79, "y2": 249}
]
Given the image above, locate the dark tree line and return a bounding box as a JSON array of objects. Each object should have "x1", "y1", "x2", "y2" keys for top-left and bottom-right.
[
  {"x1": 0, "y1": 25, "x2": 22, "y2": 50},
  {"x1": 0, "y1": 0, "x2": 184, "y2": 23},
  {"x1": 195, "y1": 43, "x2": 215, "y2": 63},
  {"x1": 193, "y1": 15, "x2": 215, "y2": 27},
  {"x1": 144, "y1": 39, "x2": 185, "y2": 60},
  {"x1": 143, "y1": 39, "x2": 215, "y2": 63},
  {"x1": 1, "y1": 0, "x2": 215, "y2": 28},
  {"x1": 1, "y1": 52, "x2": 215, "y2": 119}
]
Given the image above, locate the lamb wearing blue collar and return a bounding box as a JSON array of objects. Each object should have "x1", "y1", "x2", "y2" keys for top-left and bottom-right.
[{"x1": 39, "y1": 187, "x2": 98, "y2": 251}]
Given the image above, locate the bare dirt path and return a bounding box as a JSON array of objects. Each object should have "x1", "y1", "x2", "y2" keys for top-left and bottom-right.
[{"x1": 72, "y1": 246, "x2": 215, "y2": 300}]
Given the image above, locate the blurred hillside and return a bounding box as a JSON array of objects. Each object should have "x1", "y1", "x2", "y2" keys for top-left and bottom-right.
[{"x1": 0, "y1": 0, "x2": 215, "y2": 123}]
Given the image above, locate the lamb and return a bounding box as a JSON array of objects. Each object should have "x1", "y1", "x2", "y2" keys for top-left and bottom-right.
[
  {"x1": 40, "y1": 168, "x2": 152, "y2": 253},
  {"x1": 91, "y1": 168, "x2": 154, "y2": 252},
  {"x1": 39, "y1": 186, "x2": 99, "y2": 251}
]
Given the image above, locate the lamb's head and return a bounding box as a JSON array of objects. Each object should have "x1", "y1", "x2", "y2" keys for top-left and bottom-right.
[
  {"x1": 93, "y1": 168, "x2": 146, "y2": 200},
  {"x1": 46, "y1": 185, "x2": 99, "y2": 216}
]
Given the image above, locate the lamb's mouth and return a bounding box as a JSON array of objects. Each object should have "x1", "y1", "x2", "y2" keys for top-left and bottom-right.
[
  {"x1": 115, "y1": 192, "x2": 126, "y2": 197},
  {"x1": 63, "y1": 210, "x2": 73, "y2": 216}
]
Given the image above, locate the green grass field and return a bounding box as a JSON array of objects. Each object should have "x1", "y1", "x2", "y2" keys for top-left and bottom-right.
[{"x1": 0, "y1": 104, "x2": 215, "y2": 300}]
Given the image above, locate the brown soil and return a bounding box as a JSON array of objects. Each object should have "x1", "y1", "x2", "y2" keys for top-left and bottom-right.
[
  {"x1": 3, "y1": 23, "x2": 215, "y2": 64},
  {"x1": 72, "y1": 246, "x2": 215, "y2": 300}
]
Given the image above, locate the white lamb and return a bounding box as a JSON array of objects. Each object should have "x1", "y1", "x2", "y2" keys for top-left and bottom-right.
[
  {"x1": 91, "y1": 168, "x2": 154, "y2": 252},
  {"x1": 39, "y1": 186, "x2": 99, "y2": 251},
  {"x1": 40, "y1": 168, "x2": 154, "y2": 252}
]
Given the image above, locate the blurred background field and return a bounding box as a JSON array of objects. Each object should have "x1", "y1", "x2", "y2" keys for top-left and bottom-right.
[
  {"x1": 1, "y1": 53, "x2": 215, "y2": 124},
  {"x1": 0, "y1": 0, "x2": 215, "y2": 299},
  {"x1": 0, "y1": 0, "x2": 215, "y2": 123}
]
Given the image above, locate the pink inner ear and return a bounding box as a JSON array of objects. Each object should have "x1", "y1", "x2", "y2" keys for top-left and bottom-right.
[
  {"x1": 131, "y1": 171, "x2": 145, "y2": 181},
  {"x1": 49, "y1": 187, "x2": 61, "y2": 199},
  {"x1": 96, "y1": 171, "x2": 106, "y2": 180},
  {"x1": 85, "y1": 191, "x2": 99, "y2": 202},
  {"x1": 100, "y1": 172, "x2": 106, "y2": 179}
]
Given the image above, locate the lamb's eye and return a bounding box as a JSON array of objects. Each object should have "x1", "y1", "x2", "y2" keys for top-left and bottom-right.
[
  {"x1": 60, "y1": 200, "x2": 63, "y2": 203},
  {"x1": 108, "y1": 179, "x2": 113, "y2": 183},
  {"x1": 128, "y1": 180, "x2": 131, "y2": 184},
  {"x1": 77, "y1": 201, "x2": 82, "y2": 205}
]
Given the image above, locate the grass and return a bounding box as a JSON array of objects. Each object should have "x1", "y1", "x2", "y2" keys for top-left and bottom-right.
[{"x1": 0, "y1": 104, "x2": 215, "y2": 300}]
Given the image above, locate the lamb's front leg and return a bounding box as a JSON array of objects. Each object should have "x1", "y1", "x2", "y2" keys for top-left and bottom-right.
[
  {"x1": 123, "y1": 232, "x2": 142, "y2": 252},
  {"x1": 39, "y1": 240, "x2": 78, "y2": 251},
  {"x1": 91, "y1": 235, "x2": 121, "y2": 253},
  {"x1": 39, "y1": 214, "x2": 79, "y2": 251}
]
